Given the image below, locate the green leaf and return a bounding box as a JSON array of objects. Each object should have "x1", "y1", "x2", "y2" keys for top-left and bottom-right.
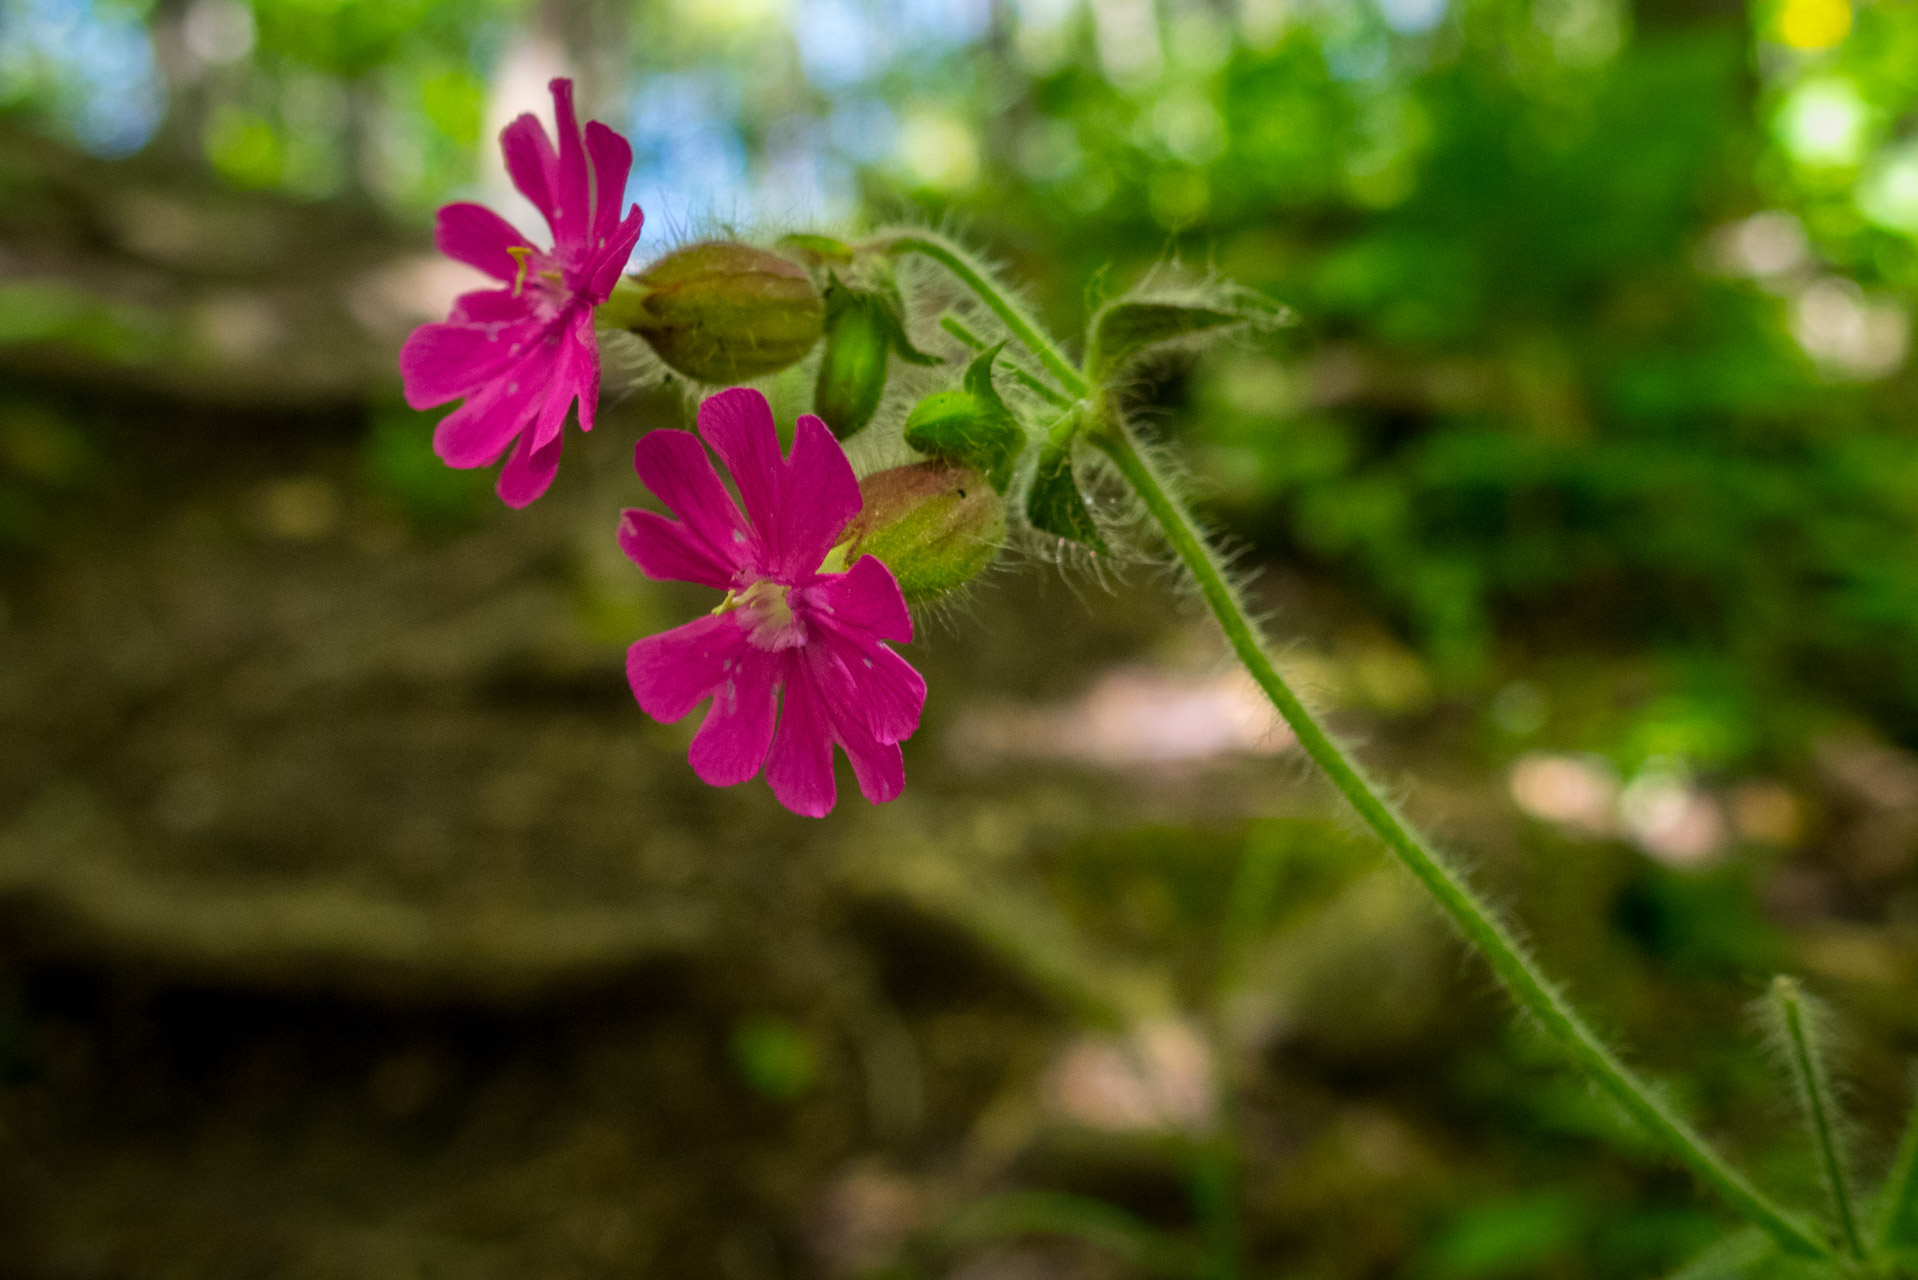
[
  {"x1": 1873, "y1": 1068, "x2": 1918, "y2": 1251},
  {"x1": 903, "y1": 345, "x2": 1025, "y2": 493},
  {"x1": 936, "y1": 1192, "x2": 1210, "y2": 1279},
  {"x1": 1086, "y1": 300, "x2": 1242, "y2": 381},
  {"x1": 825, "y1": 275, "x2": 940, "y2": 366},
  {"x1": 871, "y1": 294, "x2": 941, "y2": 366},
  {"x1": 962, "y1": 341, "x2": 1012, "y2": 408},
  {"x1": 1026, "y1": 433, "x2": 1107, "y2": 552},
  {"x1": 1767, "y1": 976, "x2": 1865, "y2": 1258},
  {"x1": 1657, "y1": 1228, "x2": 1776, "y2": 1280}
]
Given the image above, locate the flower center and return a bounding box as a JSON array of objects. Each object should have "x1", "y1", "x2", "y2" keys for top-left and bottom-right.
[{"x1": 731, "y1": 579, "x2": 806, "y2": 651}]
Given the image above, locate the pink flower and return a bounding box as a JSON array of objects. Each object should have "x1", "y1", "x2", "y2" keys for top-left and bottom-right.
[
  {"x1": 621, "y1": 388, "x2": 927, "y2": 817},
  {"x1": 399, "y1": 78, "x2": 645, "y2": 508}
]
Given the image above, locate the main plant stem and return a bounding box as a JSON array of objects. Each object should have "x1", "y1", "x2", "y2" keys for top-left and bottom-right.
[
  {"x1": 1090, "y1": 421, "x2": 1832, "y2": 1263},
  {"x1": 892, "y1": 239, "x2": 1836, "y2": 1264}
]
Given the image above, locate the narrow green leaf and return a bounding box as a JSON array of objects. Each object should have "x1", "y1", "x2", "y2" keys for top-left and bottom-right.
[
  {"x1": 1873, "y1": 1068, "x2": 1918, "y2": 1252},
  {"x1": 962, "y1": 342, "x2": 1011, "y2": 407},
  {"x1": 1025, "y1": 434, "x2": 1107, "y2": 552},
  {"x1": 1769, "y1": 976, "x2": 1864, "y2": 1259},
  {"x1": 902, "y1": 345, "x2": 1025, "y2": 493},
  {"x1": 1087, "y1": 300, "x2": 1241, "y2": 381},
  {"x1": 1658, "y1": 1228, "x2": 1776, "y2": 1280},
  {"x1": 937, "y1": 1192, "x2": 1210, "y2": 1279},
  {"x1": 941, "y1": 313, "x2": 1073, "y2": 406},
  {"x1": 873, "y1": 292, "x2": 941, "y2": 366}
]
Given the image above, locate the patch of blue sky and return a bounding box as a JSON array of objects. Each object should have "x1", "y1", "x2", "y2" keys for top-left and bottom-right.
[
  {"x1": 624, "y1": 69, "x2": 854, "y2": 230},
  {"x1": 827, "y1": 96, "x2": 896, "y2": 164},
  {"x1": 794, "y1": 0, "x2": 878, "y2": 89},
  {"x1": 756, "y1": 133, "x2": 856, "y2": 226},
  {"x1": 893, "y1": 0, "x2": 991, "y2": 48},
  {"x1": 625, "y1": 70, "x2": 755, "y2": 234},
  {"x1": 0, "y1": 0, "x2": 163, "y2": 156},
  {"x1": 791, "y1": 0, "x2": 989, "y2": 91},
  {"x1": 1378, "y1": 0, "x2": 1447, "y2": 36}
]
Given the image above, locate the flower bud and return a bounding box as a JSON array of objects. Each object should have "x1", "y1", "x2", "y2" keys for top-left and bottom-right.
[
  {"x1": 839, "y1": 462, "x2": 1005, "y2": 603},
  {"x1": 901, "y1": 345, "x2": 1024, "y2": 493},
  {"x1": 608, "y1": 242, "x2": 824, "y2": 383},
  {"x1": 813, "y1": 279, "x2": 940, "y2": 440}
]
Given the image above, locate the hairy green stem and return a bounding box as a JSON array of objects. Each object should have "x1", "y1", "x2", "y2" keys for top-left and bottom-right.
[
  {"x1": 903, "y1": 242, "x2": 1834, "y2": 1264},
  {"x1": 1772, "y1": 978, "x2": 1865, "y2": 1259},
  {"x1": 1090, "y1": 420, "x2": 1832, "y2": 1263},
  {"x1": 873, "y1": 231, "x2": 1090, "y2": 400},
  {"x1": 939, "y1": 314, "x2": 1074, "y2": 407}
]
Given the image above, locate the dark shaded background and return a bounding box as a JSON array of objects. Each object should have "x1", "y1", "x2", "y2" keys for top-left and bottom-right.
[{"x1": 2, "y1": 0, "x2": 1917, "y2": 1275}]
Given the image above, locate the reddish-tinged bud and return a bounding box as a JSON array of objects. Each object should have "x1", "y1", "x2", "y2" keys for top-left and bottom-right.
[
  {"x1": 605, "y1": 242, "x2": 824, "y2": 383},
  {"x1": 839, "y1": 461, "x2": 1005, "y2": 603}
]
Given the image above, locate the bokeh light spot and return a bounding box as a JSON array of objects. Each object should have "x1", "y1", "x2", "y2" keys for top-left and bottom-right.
[{"x1": 1775, "y1": 0, "x2": 1850, "y2": 50}]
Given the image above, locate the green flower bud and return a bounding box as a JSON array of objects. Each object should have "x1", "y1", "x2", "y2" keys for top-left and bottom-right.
[
  {"x1": 813, "y1": 277, "x2": 940, "y2": 440},
  {"x1": 901, "y1": 344, "x2": 1025, "y2": 493},
  {"x1": 838, "y1": 462, "x2": 1005, "y2": 603},
  {"x1": 607, "y1": 242, "x2": 824, "y2": 383}
]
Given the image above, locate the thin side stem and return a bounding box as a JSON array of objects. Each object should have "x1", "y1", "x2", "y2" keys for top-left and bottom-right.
[
  {"x1": 939, "y1": 314, "x2": 1074, "y2": 407},
  {"x1": 1090, "y1": 419, "x2": 1833, "y2": 1264},
  {"x1": 873, "y1": 231, "x2": 1090, "y2": 400},
  {"x1": 1771, "y1": 978, "x2": 1865, "y2": 1259}
]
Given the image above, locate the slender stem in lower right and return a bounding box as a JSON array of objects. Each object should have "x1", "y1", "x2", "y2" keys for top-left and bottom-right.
[
  {"x1": 1092, "y1": 418, "x2": 1834, "y2": 1264},
  {"x1": 895, "y1": 239, "x2": 1833, "y2": 1264}
]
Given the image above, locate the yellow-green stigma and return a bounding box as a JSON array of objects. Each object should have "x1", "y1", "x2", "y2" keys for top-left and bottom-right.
[{"x1": 722, "y1": 579, "x2": 806, "y2": 650}]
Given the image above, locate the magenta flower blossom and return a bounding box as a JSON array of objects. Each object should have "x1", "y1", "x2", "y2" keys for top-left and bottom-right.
[
  {"x1": 399, "y1": 78, "x2": 645, "y2": 508},
  {"x1": 621, "y1": 388, "x2": 927, "y2": 817}
]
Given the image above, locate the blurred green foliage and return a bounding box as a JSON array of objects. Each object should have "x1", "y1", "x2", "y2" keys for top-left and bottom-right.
[
  {"x1": 10, "y1": 0, "x2": 1906, "y2": 774},
  {"x1": 7, "y1": 0, "x2": 1918, "y2": 1275}
]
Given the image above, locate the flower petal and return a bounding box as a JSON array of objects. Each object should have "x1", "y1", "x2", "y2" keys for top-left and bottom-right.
[
  {"x1": 837, "y1": 721, "x2": 904, "y2": 806},
  {"x1": 688, "y1": 651, "x2": 779, "y2": 787},
  {"x1": 697, "y1": 387, "x2": 784, "y2": 552},
  {"x1": 501, "y1": 112, "x2": 559, "y2": 232},
  {"x1": 585, "y1": 206, "x2": 646, "y2": 303},
  {"x1": 840, "y1": 639, "x2": 926, "y2": 745},
  {"x1": 627, "y1": 612, "x2": 750, "y2": 723},
  {"x1": 808, "y1": 554, "x2": 913, "y2": 644},
  {"x1": 698, "y1": 393, "x2": 861, "y2": 580},
  {"x1": 618, "y1": 509, "x2": 736, "y2": 589},
  {"x1": 430, "y1": 351, "x2": 552, "y2": 468},
  {"x1": 548, "y1": 78, "x2": 590, "y2": 250},
  {"x1": 449, "y1": 288, "x2": 533, "y2": 325},
  {"x1": 775, "y1": 413, "x2": 862, "y2": 579},
  {"x1": 631, "y1": 428, "x2": 755, "y2": 575},
  {"x1": 765, "y1": 653, "x2": 836, "y2": 817},
  {"x1": 800, "y1": 612, "x2": 925, "y2": 747},
  {"x1": 435, "y1": 202, "x2": 533, "y2": 281},
  {"x1": 527, "y1": 311, "x2": 595, "y2": 451},
  {"x1": 571, "y1": 309, "x2": 600, "y2": 434},
  {"x1": 496, "y1": 427, "x2": 562, "y2": 508},
  {"x1": 400, "y1": 321, "x2": 510, "y2": 408},
  {"x1": 583, "y1": 120, "x2": 633, "y2": 246}
]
